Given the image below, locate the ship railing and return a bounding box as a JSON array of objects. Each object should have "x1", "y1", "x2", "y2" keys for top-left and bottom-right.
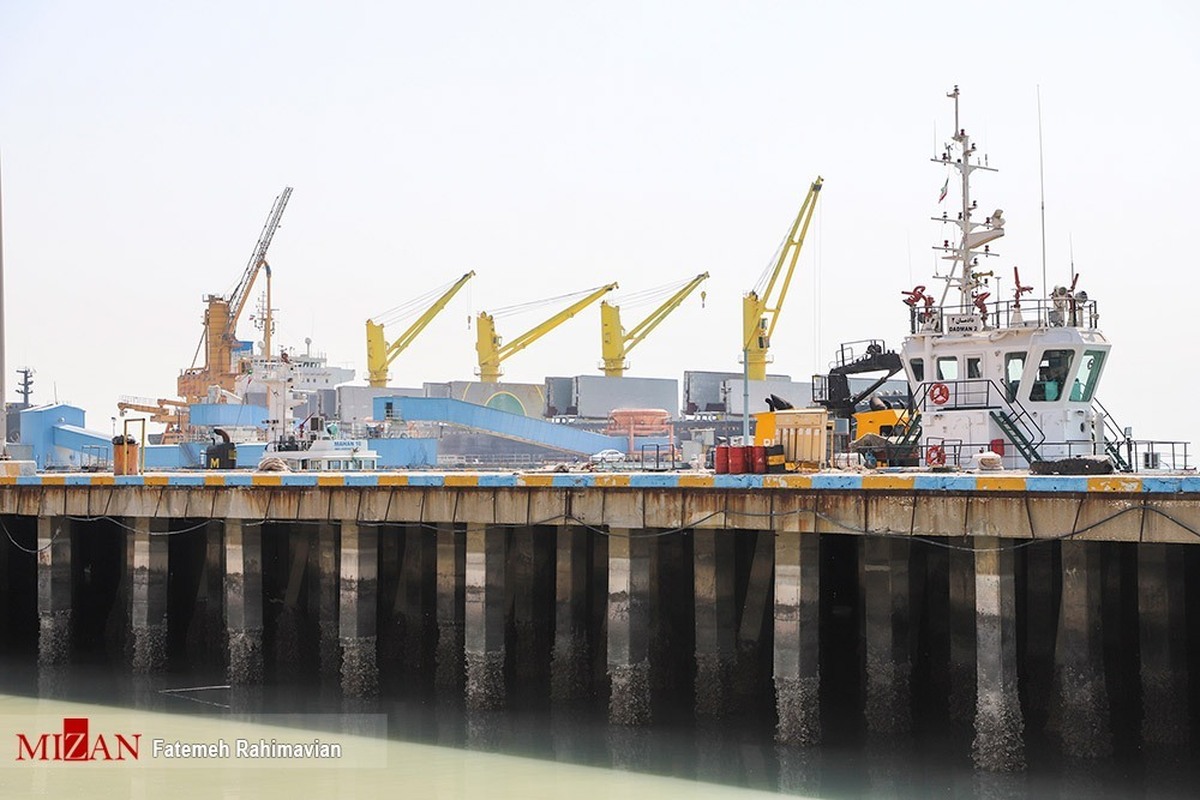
[
  {"x1": 909, "y1": 298, "x2": 1101, "y2": 334},
  {"x1": 827, "y1": 339, "x2": 890, "y2": 369},
  {"x1": 929, "y1": 437, "x2": 1190, "y2": 472},
  {"x1": 910, "y1": 378, "x2": 1046, "y2": 462}
]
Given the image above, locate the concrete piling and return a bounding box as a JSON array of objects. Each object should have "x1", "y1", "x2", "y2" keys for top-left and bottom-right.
[
  {"x1": 316, "y1": 522, "x2": 340, "y2": 680},
  {"x1": 551, "y1": 525, "x2": 591, "y2": 701},
  {"x1": 863, "y1": 536, "x2": 911, "y2": 734},
  {"x1": 971, "y1": 537, "x2": 1025, "y2": 772},
  {"x1": 693, "y1": 528, "x2": 736, "y2": 717},
  {"x1": 509, "y1": 526, "x2": 546, "y2": 682},
  {"x1": 36, "y1": 516, "x2": 72, "y2": 665},
  {"x1": 225, "y1": 518, "x2": 263, "y2": 684},
  {"x1": 463, "y1": 522, "x2": 506, "y2": 710},
  {"x1": 130, "y1": 517, "x2": 169, "y2": 673},
  {"x1": 1137, "y1": 543, "x2": 1189, "y2": 747},
  {"x1": 1056, "y1": 540, "x2": 1113, "y2": 759},
  {"x1": 400, "y1": 524, "x2": 434, "y2": 673},
  {"x1": 339, "y1": 521, "x2": 379, "y2": 698},
  {"x1": 773, "y1": 527, "x2": 820, "y2": 746},
  {"x1": 607, "y1": 528, "x2": 653, "y2": 726},
  {"x1": 465, "y1": 522, "x2": 506, "y2": 710},
  {"x1": 948, "y1": 540, "x2": 977, "y2": 724},
  {"x1": 435, "y1": 522, "x2": 465, "y2": 691}
]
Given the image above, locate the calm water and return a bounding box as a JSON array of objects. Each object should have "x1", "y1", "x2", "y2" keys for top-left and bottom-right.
[{"x1": 0, "y1": 656, "x2": 1195, "y2": 799}]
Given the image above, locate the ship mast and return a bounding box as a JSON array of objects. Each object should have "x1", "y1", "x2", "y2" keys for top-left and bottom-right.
[{"x1": 934, "y1": 86, "x2": 1003, "y2": 311}]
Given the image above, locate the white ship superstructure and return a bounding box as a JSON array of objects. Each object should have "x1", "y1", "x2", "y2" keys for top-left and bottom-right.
[{"x1": 898, "y1": 86, "x2": 1118, "y2": 469}]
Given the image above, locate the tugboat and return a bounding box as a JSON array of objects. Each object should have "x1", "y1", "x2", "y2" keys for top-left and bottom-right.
[
  {"x1": 256, "y1": 353, "x2": 379, "y2": 472},
  {"x1": 821, "y1": 86, "x2": 1188, "y2": 473}
]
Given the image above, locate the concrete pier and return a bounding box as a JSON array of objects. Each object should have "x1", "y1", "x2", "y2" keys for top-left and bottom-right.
[
  {"x1": 225, "y1": 519, "x2": 263, "y2": 684},
  {"x1": 863, "y1": 536, "x2": 911, "y2": 734},
  {"x1": 435, "y1": 522, "x2": 465, "y2": 691},
  {"x1": 192, "y1": 520, "x2": 225, "y2": 665},
  {"x1": 693, "y1": 529, "x2": 736, "y2": 717},
  {"x1": 948, "y1": 541, "x2": 976, "y2": 724},
  {"x1": 773, "y1": 524, "x2": 820, "y2": 746},
  {"x1": 607, "y1": 529, "x2": 652, "y2": 726},
  {"x1": 315, "y1": 522, "x2": 340, "y2": 680},
  {"x1": 400, "y1": 524, "x2": 434, "y2": 674},
  {"x1": 36, "y1": 516, "x2": 72, "y2": 665},
  {"x1": 130, "y1": 517, "x2": 169, "y2": 673},
  {"x1": 339, "y1": 521, "x2": 379, "y2": 698},
  {"x1": 971, "y1": 537, "x2": 1025, "y2": 771},
  {"x1": 274, "y1": 526, "x2": 310, "y2": 677},
  {"x1": 1023, "y1": 542, "x2": 1058, "y2": 731},
  {"x1": 509, "y1": 526, "x2": 548, "y2": 682},
  {"x1": 1056, "y1": 540, "x2": 1113, "y2": 758},
  {"x1": 1138, "y1": 543, "x2": 1190, "y2": 746},
  {"x1": 551, "y1": 525, "x2": 591, "y2": 701},
  {"x1": 465, "y1": 522, "x2": 506, "y2": 710},
  {"x1": 2, "y1": 470, "x2": 1199, "y2": 779}
]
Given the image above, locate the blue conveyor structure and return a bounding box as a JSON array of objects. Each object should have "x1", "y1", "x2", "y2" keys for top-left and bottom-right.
[{"x1": 377, "y1": 397, "x2": 670, "y2": 455}]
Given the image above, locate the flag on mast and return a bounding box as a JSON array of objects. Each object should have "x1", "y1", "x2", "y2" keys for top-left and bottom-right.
[{"x1": 938, "y1": 177, "x2": 949, "y2": 203}]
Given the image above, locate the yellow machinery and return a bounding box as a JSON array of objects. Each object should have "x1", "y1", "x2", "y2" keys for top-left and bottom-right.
[
  {"x1": 742, "y1": 177, "x2": 823, "y2": 381},
  {"x1": 754, "y1": 407, "x2": 829, "y2": 470},
  {"x1": 366, "y1": 271, "x2": 475, "y2": 387},
  {"x1": 177, "y1": 188, "x2": 292, "y2": 404},
  {"x1": 476, "y1": 283, "x2": 617, "y2": 383},
  {"x1": 600, "y1": 272, "x2": 709, "y2": 377},
  {"x1": 854, "y1": 408, "x2": 912, "y2": 439}
]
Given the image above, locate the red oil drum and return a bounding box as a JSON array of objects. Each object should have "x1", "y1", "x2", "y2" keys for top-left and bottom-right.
[
  {"x1": 714, "y1": 445, "x2": 730, "y2": 474},
  {"x1": 728, "y1": 445, "x2": 747, "y2": 474},
  {"x1": 990, "y1": 438, "x2": 1006, "y2": 456},
  {"x1": 751, "y1": 446, "x2": 768, "y2": 474}
]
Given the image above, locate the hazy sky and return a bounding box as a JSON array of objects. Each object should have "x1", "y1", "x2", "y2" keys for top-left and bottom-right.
[{"x1": 2, "y1": 2, "x2": 1198, "y2": 455}]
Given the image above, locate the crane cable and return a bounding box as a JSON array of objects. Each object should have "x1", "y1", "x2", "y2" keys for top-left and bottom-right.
[{"x1": 486, "y1": 285, "x2": 611, "y2": 320}]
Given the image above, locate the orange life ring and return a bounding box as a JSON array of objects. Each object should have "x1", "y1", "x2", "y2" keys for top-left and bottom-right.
[
  {"x1": 926, "y1": 444, "x2": 946, "y2": 467},
  {"x1": 929, "y1": 382, "x2": 950, "y2": 405}
]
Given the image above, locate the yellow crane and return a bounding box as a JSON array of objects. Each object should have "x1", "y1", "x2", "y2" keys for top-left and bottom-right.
[
  {"x1": 366, "y1": 271, "x2": 475, "y2": 387},
  {"x1": 600, "y1": 272, "x2": 709, "y2": 377},
  {"x1": 742, "y1": 177, "x2": 823, "y2": 381},
  {"x1": 476, "y1": 283, "x2": 618, "y2": 383}
]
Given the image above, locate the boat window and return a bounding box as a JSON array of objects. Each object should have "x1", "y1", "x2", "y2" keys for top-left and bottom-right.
[
  {"x1": 1070, "y1": 349, "x2": 1106, "y2": 402},
  {"x1": 967, "y1": 357, "x2": 983, "y2": 379},
  {"x1": 936, "y1": 357, "x2": 958, "y2": 381},
  {"x1": 330, "y1": 459, "x2": 342, "y2": 470},
  {"x1": 909, "y1": 359, "x2": 925, "y2": 383},
  {"x1": 1004, "y1": 352, "x2": 1026, "y2": 401},
  {"x1": 1030, "y1": 349, "x2": 1075, "y2": 402}
]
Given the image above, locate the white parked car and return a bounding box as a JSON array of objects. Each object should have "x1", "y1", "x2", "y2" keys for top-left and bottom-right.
[{"x1": 589, "y1": 448, "x2": 626, "y2": 464}]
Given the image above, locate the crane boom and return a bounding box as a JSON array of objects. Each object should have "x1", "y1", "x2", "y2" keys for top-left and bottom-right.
[
  {"x1": 366, "y1": 271, "x2": 476, "y2": 387},
  {"x1": 742, "y1": 177, "x2": 822, "y2": 381},
  {"x1": 178, "y1": 187, "x2": 293, "y2": 407},
  {"x1": 476, "y1": 283, "x2": 617, "y2": 383},
  {"x1": 600, "y1": 272, "x2": 709, "y2": 377},
  {"x1": 227, "y1": 186, "x2": 292, "y2": 338}
]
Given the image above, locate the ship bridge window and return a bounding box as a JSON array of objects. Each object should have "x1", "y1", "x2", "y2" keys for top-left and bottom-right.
[
  {"x1": 1070, "y1": 349, "x2": 1106, "y2": 402},
  {"x1": 936, "y1": 357, "x2": 958, "y2": 381},
  {"x1": 909, "y1": 359, "x2": 925, "y2": 383},
  {"x1": 1030, "y1": 349, "x2": 1075, "y2": 402},
  {"x1": 1004, "y1": 352, "x2": 1026, "y2": 402},
  {"x1": 967, "y1": 357, "x2": 983, "y2": 379}
]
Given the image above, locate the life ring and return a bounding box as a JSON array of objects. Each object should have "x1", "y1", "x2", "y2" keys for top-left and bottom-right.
[
  {"x1": 929, "y1": 382, "x2": 950, "y2": 405},
  {"x1": 926, "y1": 444, "x2": 946, "y2": 467}
]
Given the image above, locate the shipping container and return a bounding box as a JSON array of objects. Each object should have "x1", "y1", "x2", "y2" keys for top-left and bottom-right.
[
  {"x1": 684, "y1": 370, "x2": 790, "y2": 415},
  {"x1": 572, "y1": 375, "x2": 680, "y2": 420},
  {"x1": 337, "y1": 385, "x2": 422, "y2": 423}
]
